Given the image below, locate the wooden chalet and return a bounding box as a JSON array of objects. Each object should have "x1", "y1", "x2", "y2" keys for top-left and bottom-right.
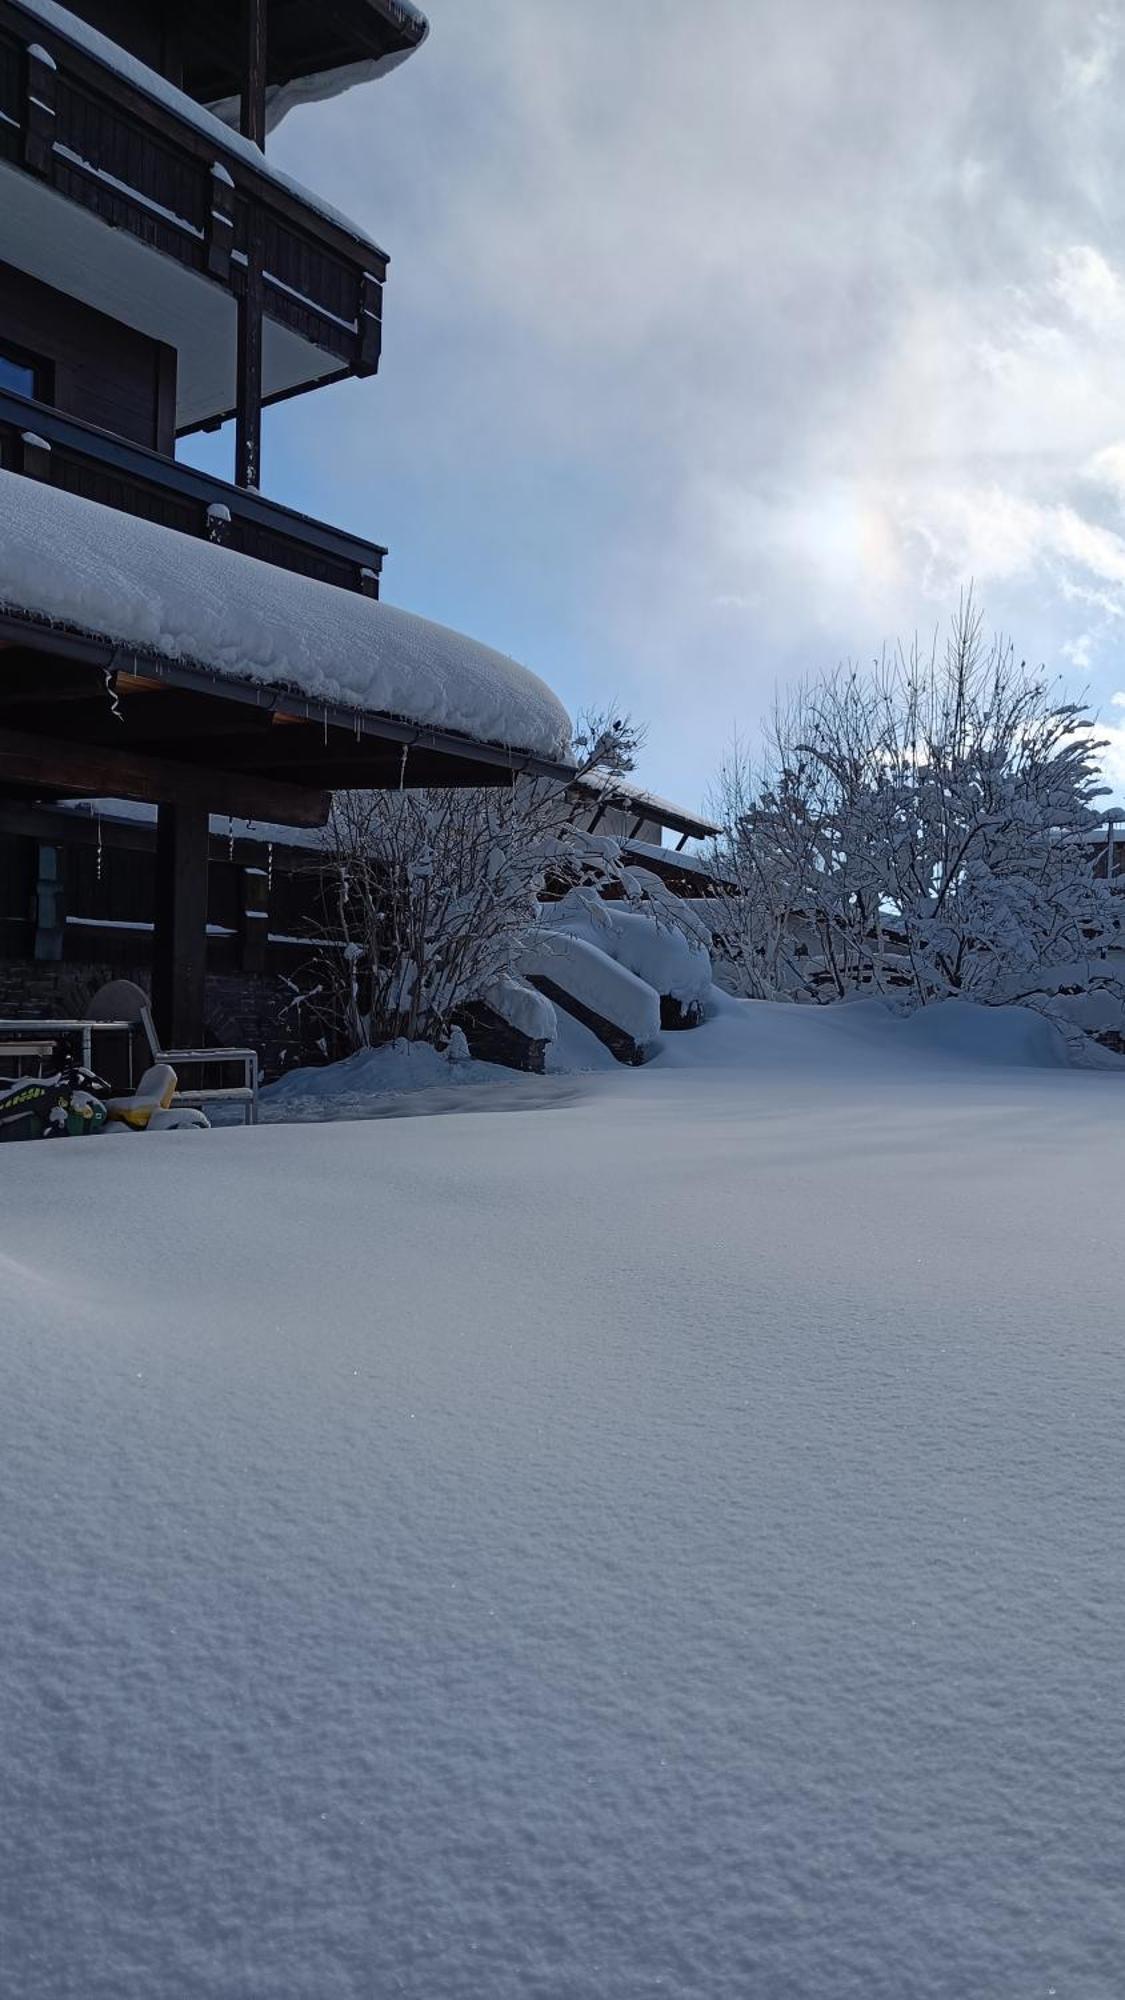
[{"x1": 0, "y1": 0, "x2": 573, "y2": 1050}]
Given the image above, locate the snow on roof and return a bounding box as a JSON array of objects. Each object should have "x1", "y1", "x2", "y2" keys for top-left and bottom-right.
[
  {"x1": 0, "y1": 471, "x2": 572, "y2": 764},
  {"x1": 579, "y1": 770, "x2": 721, "y2": 839},
  {"x1": 13, "y1": 0, "x2": 388, "y2": 260}
]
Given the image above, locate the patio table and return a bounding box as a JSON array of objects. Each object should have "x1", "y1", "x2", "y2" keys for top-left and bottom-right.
[{"x1": 0, "y1": 1018, "x2": 135, "y2": 1078}]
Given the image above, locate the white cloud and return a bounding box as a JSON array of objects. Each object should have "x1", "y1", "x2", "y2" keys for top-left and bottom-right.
[{"x1": 258, "y1": 0, "x2": 1125, "y2": 802}]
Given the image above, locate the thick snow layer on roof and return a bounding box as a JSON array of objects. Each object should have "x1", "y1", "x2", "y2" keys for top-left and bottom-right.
[
  {"x1": 14, "y1": 0, "x2": 388, "y2": 258},
  {"x1": 4, "y1": 996, "x2": 1125, "y2": 1997},
  {"x1": 0, "y1": 473, "x2": 571, "y2": 762}
]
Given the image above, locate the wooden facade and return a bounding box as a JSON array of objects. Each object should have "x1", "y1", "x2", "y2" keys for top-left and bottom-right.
[
  {"x1": 0, "y1": 374, "x2": 386, "y2": 597},
  {"x1": 0, "y1": 0, "x2": 578, "y2": 1052},
  {"x1": 0, "y1": 1, "x2": 388, "y2": 432}
]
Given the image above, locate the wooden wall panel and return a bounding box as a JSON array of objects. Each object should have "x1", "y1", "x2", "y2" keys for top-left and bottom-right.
[{"x1": 0, "y1": 259, "x2": 178, "y2": 451}]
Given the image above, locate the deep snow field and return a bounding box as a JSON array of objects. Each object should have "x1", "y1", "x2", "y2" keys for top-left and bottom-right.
[{"x1": 3, "y1": 996, "x2": 1125, "y2": 1998}]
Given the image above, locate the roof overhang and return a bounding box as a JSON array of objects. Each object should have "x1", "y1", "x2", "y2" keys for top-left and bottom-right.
[
  {"x1": 575, "y1": 773, "x2": 720, "y2": 843},
  {"x1": 0, "y1": 470, "x2": 574, "y2": 823},
  {"x1": 196, "y1": 2, "x2": 430, "y2": 130},
  {"x1": 0, "y1": 617, "x2": 575, "y2": 826}
]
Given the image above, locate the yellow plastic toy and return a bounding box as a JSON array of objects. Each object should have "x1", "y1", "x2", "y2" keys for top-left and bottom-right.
[{"x1": 106, "y1": 1062, "x2": 178, "y2": 1131}]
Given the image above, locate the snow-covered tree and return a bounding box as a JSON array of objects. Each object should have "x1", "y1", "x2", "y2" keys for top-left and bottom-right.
[
  {"x1": 709, "y1": 599, "x2": 1122, "y2": 1016},
  {"x1": 307, "y1": 710, "x2": 696, "y2": 1052}
]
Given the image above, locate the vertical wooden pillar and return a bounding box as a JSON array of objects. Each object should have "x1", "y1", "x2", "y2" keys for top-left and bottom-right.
[
  {"x1": 23, "y1": 43, "x2": 57, "y2": 175},
  {"x1": 235, "y1": 0, "x2": 266, "y2": 492},
  {"x1": 153, "y1": 802, "x2": 209, "y2": 1049},
  {"x1": 240, "y1": 0, "x2": 267, "y2": 147},
  {"x1": 235, "y1": 237, "x2": 264, "y2": 491}
]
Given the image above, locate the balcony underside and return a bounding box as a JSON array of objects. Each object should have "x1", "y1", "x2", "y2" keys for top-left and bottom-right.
[{"x1": 0, "y1": 165, "x2": 348, "y2": 430}]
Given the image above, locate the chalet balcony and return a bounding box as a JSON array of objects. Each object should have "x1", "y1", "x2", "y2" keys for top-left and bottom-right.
[
  {"x1": 0, "y1": 385, "x2": 385, "y2": 596},
  {"x1": 0, "y1": 0, "x2": 387, "y2": 434}
]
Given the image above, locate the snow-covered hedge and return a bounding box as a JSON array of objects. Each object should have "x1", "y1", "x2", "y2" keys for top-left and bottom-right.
[{"x1": 542, "y1": 896, "x2": 711, "y2": 1007}]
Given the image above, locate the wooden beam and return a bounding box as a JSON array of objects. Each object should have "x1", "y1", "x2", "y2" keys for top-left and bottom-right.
[
  {"x1": 240, "y1": 0, "x2": 268, "y2": 148},
  {"x1": 0, "y1": 726, "x2": 330, "y2": 827},
  {"x1": 152, "y1": 803, "x2": 209, "y2": 1047},
  {"x1": 0, "y1": 662, "x2": 105, "y2": 707},
  {"x1": 235, "y1": 226, "x2": 265, "y2": 490},
  {"x1": 235, "y1": 0, "x2": 267, "y2": 490}
]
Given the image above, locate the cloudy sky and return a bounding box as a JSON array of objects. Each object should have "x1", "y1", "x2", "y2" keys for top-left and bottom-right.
[{"x1": 186, "y1": 0, "x2": 1125, "y2": 813}]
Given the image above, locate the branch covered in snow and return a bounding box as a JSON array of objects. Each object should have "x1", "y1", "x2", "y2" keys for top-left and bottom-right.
[{"x1": 707, "y1": 596, "x2": 1123, "y2": 1026}]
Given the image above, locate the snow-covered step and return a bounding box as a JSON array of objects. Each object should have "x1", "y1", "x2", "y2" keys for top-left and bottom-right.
[
  {"x1": 518, "y1": 932, "x2": 660, "y2": 1065},
  {"x1": 538, "y1": 900, "x2": 712, "y2": 1035}
]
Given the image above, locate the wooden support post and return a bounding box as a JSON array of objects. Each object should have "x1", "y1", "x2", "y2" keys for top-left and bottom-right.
[
  {"x1": 240, "y1": 0, "x2": 267, "y2": 148},
  {"x1": 32, "y1": 841, "x2": 64, "y2": 962},
  {"x1": 23, "y1": 41, "x2": 57, "y2": 175},
  {"x1": 235, "y1": 0, "x2": 266, "y2": 492},
  {"x1": 19, "y1": 430, "x2": 52, "y2": 481},
  {"x1": 153, "y1": 802, "x2": 209, "y2": 1048},
  {"x1": 0, "y1": 723, "x2": 332, "y2": 827},
  {"x1": 235, "y1": 222, "x2": 264, "y2": 491},
  {"x1": 206, "y1": 163, "x2": 235, "y2": 283},
  {"x1": 239, "y1": 863, "x2": 270, "y2": 973},
  {"x1": 357, "y1": 272, "x2": 383, "y2": 374}
]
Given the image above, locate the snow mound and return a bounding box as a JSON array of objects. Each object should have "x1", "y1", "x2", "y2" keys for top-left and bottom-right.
[
  {"x1": 265, "y1": 1039, "x2": 507, "y2": 1107},
  {"x1": 4, "y1": 993, "x2": 1125, "y2": 1999},
  {"x1": 0, "y1": 472, "x2": 572, "y2": 763},
  {"x1": 892, "y1": 999, "x2": 1072, "y2": 1068}
]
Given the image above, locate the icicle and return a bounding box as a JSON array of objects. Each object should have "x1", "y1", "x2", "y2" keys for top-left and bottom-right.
[
  {"x1": 96, "y1": 812, "x2": 103, "y2": 884},
  {"x1": 399, "y1": 742, "x2": 409, "y2": 790}
]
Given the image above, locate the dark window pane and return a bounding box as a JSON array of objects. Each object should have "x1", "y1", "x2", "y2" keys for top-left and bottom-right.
[{"x1": 0, "y1": 353, "x2": 38, "y2": 397}]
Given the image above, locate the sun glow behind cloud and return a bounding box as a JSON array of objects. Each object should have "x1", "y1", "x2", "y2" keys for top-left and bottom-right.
[{"x1": 242, "y1": 0, "x2": 1125, "y2": 807}]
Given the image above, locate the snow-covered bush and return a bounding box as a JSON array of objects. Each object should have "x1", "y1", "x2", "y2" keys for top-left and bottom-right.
[
  {"x1": 710, "y1": 599, "x2": 1123, "y2": 1017},
  {"x1": 309, "y1": 711, "x2": 674, "y2": 1052}
]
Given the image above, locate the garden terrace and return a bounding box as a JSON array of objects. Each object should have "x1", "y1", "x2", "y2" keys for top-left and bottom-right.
[
  {"x1": 0, "y1": 385, "x2": 386, "y2": 596},
  {"x1": 0, "y1": 0, "x2": 390, "y2": 432}
]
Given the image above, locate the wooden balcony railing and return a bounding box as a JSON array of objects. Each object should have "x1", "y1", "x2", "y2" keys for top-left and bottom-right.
[
  {"x1": 0, "y1": 3, "x2": 387, "y2": 409},
  {"x1": 0, "y1": 387, "x2": 385, "y2": 596}
]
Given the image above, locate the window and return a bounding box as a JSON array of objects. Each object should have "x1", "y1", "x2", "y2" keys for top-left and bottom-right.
[{"x1": 0, "y1": 344, "x2": 48, "y2": 401}]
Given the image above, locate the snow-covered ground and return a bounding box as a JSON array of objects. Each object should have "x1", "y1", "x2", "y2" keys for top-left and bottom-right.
[{"x1": 3, "y1": 997, "x2": 1124, "y2": 1998}]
